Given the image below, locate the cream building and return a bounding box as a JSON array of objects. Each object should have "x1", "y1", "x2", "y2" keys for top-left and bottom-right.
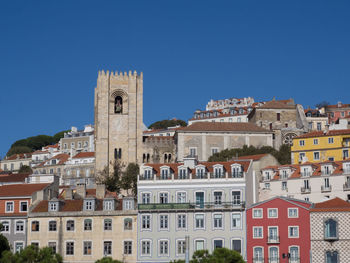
[
  {"x1": 94, "y1": 71, "x2": 143, "y2": 172},
  {"x1": 60, "y1": 125, "x2": 95, "y2": 155},
  {"x1": 0, "y1": 153, "x2": 32, "y2": 173},
  {"x1": 259, "y1": 159, "x2": 350, "y2": 203},
  {"x1": 28, "y1": 184, "x2": 137, "y2": 263}
]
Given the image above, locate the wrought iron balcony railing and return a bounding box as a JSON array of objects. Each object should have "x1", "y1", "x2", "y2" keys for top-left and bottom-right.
[{"x1": 138, "y1": 201, "x2": 245, "y2": 211}]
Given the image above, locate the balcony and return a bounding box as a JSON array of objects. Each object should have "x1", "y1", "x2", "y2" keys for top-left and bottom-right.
[
  {"x1": 321, "y1": 185, "x2": 332, "y2": 193},
  {"x1": 252, "y1": 258, "x2": 264, "y2": 263},
  {"x1": 229, "y1": 171, "x2": 244, "y2": 178},
  {"x1": 343, "y1": 182, "x2": 350, "y2": 191},
  {"x1": 300, "y1": 187, "x2": 311, "y2": 194},
  {"x1": 267, "y1": 235, "x2": 280, "y2": 244},
  {"x1": 324, "y1": 235, "x2": 338, "y2": 242},
  {"x1": 289, "y1": 258, "x2": 300, "y2": 263},
  {"x1": 138, "y1": 201, "x2": 245, "y2": 211},
  {"x1": 210, "y1": 173, "x2": 225, "y2": 179},
  {"x1": 194, "y1": 173, "x2": 208, "y2": 179},
  {"x1": 139, "y1": 175, "x2": 154, "y2": 180},
  {"x1": 321, "y1": 171, "x2": 332, "y2": 176},
  {"x1": 300, "y1": 172, "x2": 311, "y2": 177},
  {"x1": 268, "y1": 258, "x2": 279, "y2": 263}
]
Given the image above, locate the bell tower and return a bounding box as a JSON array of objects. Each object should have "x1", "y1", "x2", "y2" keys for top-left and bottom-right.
[{"x1": 94, "y1": 70, "x2": 143, "y2": 172}]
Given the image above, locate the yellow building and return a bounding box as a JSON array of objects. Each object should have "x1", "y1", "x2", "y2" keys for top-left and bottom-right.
[
  {"x1": 291, "y1": 129, "x2": 350, "y2": 164},
  {"x1": 28, "y1": 184, "x2": 137, "y2": 263}
]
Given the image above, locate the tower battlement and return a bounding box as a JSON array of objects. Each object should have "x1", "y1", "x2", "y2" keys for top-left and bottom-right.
[{"x1": 98, "y1": 70, "x2": 143, "y2": 81}]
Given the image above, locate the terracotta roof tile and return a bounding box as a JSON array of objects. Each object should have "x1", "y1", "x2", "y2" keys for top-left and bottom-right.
[
  {"x1": 236, "y1": 154, "x2": 269, "y2": 161},
  {"x1": 0, "y1": 173, "x2": 29, "y2": 183},
  {"x1": 295, "y1": 129, "x2": 350, "y2": 139},
  {"x1": 6, "y1": 153, "x2": 32, "y2": 160},
  {"x1": 259, "y1": 99, "x2": 295, "y2": 109},
  {"x1": 37, "y1": 153, "x2": 69, "y2": 167},
  {"x1": 72, "y1": 152, "x2": 95, "y2": 159},
  {"x1": 178, "y1": 122, "x2": 271, "y2": 133},
  {"x1": 311, "y1": 197, "x2": 350, "y2": 212},
  {"x1": 0, "y1": 183, "x2": 50, "y2": 198}
]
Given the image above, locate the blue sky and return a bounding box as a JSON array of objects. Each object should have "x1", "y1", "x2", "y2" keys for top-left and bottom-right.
[{"x1": 1, "y1": 0, "x2": 350, "y2": 157}]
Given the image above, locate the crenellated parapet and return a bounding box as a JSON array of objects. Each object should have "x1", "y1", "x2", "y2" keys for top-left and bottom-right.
[{"x1": 98, "y1": 70, "x2": 143, "y2": 81}]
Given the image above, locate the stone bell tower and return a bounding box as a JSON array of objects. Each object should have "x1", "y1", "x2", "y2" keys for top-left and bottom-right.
[{"x1": 94, "y1": 70, "x2": 143, "y2": 172}]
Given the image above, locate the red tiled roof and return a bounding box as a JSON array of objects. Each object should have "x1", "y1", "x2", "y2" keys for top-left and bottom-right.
[
  {"x1": 37, "y1": 153, "x2": 69, "y2": 167},
  {"x1": 326, "y1": 103, "x2": 350, "y2": 109},
  {"x1": 0, "y1": 183, "x2": 49, "y2": 198},
  {"x1": 295, "y1": 129, "x2": 350, "y2": 139},
  {"x1": 236, "y1": 154, "x2": 269, "y2": 161},
  {"x1": 178, "y1": 122, "x2": 271, "y2": 133},
  {"x1": 259, "y1": 99, "x2": 295, "y2": 109},
  {"x1": 32, "y1": 150, "x2": 49, "y2": 155},
  {"x1": 0, "y1": 173, "x2": 29, "y2": 183},
  {"x1": 43, "y1": 144, "x2": 59, "y2": 149},
  {"x1": 72, "y1": 152, "x2": 95, "y2": 159},
  {"x1": 311, "y1": 197, "x2": 350, "y2": 212},
  {"x1": 143, "y1": 127, "x2": 185, "y2": 134},
  {"x1": 6, "y1": 153, "x2": 32, "y2": 160}
]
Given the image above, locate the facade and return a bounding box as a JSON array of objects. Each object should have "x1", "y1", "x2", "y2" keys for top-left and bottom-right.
[
  {"x1": 28, "y1": 184, "x2": 137, "y2": 263},
  {"x1": 0, "y1": 173, "x2": 29, "y2": 186},
  {"x1": 310, "y1": 197, "x2": 350, "y2": 263},
  {"x1": 304, "y1": 109, "x2": 328, "y2": 131},
  {"x1": 246, "y1": 197, "x2": 311, "y2": 263},
  {"x1": 188, "y1": 107, "x2": 250, "y2": 125},
  {"x1": 205, "y1": 97, "x2": 258, "y2": 111},
  {"x1": 143, "y1": 126, "x2": 182, "y2": 137},
  {"x1": 59, "y1": 125, "x2": 95, "y2": 155},
  {"x1": 259, "y1": 160, "x2": 350, "y2": 203},
  {"x1": 176, "y1": 122, "x2": 273, "y2": 162},
  {"x1": 248, "y1": 98, "x2": 308, "y2": 149},
  {"x1": 62, "y1": 152, "x2": 95, "y2": 186},
  {"x1": 0, "y1": 153, "x2": 32, "y2": 173},
  {"x1": 31, "y1": 144, "x2": 60, "y2": 168},
  {"x1": 94, "y1": 70, "x2": 144, "y2": 172},
  {"x1": 0, "y1": 182, "x2": 57, "y2": 252},
  {"x1": 322, "y1": 101, "x2": 350, "y2": 124},
  {"x1": 137, "y1": 158, "x2": 255, "y2": 262},
  {"x1": 291, "y1": 129, "x2": 350, "y2": 164},
  {"x1": 142, "y1": 136, "x2": 176, "y2": 164}
]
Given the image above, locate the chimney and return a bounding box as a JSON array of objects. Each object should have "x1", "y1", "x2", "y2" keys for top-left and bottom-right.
[
  {"x1": 96, "y1": 184, "x2": 106, "y2": 199},
  {"x1": 338, "y1": 101, "x2": 342, "y2": 108},
  {"x1": 76, "y1": 184, "x2": 86, "y2": 199},
  {"x1": 65, "y1": 189, "x2": 73, "y2": 200}
]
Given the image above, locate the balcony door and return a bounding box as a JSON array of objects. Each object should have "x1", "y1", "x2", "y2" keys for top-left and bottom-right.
[
  {"x1": 196, "y1": 192, "x2": 204, "y2": 208},
  {"x1": 269, "y1": 247, "x2": 278, "y2": 263},
  {"x1": 269, "y1": 227, "x2": 278, "y2": 242}
]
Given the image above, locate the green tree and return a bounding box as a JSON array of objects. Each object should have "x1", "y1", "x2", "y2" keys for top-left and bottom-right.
[
  {"x1": 6, "y1": 146, "x2": 32, "y2": 157},
  {"x1": 121, "y1": 163, "x2": 139, "y2": 196},
  {"x1": 170, "y1": 248, "x2": 245, "y2": 263},
  {"x1": 97, "y1": 161, "x2": 124, "y2": 193},
  {"x1": 18, "y1": 165, "x2": 33, "y2": 174},
  {"x1": 0, "y1": 245, "x2": 62, "y2": 263},
  {"x1": 148, "y1": 119, "x2": 187, "y2": 130},
  {"x1": 95, "y1": 257, "x2": 122, "y2": 263},
  {"x1": 53, "y1": 130, "x2": 69, "y2": 143},
  {"x1": 0, "y1": 223, "x2": 10, "y2": 259}
]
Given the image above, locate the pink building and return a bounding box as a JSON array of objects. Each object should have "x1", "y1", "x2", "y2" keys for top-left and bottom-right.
[
  {"x1": 324, "y1": 102, "x2": 350, "y2": 124},
  {"x1": 246, "y1": 197, "x2": 311, "y2": 263}
]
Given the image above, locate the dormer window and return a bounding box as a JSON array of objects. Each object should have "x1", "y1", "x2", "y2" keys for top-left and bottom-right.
[
  {"x1": 281, "y1": 170, "x2": 288, "y2": 179},
  {"x1": 103, "y1": 200, "x2": 114, "y2": 211},
  {"x1": 144, "y1": 169, "x2": 153, "y2": 180},
  {"x1": 51, "y1": 159, "x2": 56, "y2": 165},
  {"x1": 213, "y1": 166, "x2": 223, "y2": 178},
  {"x1": 84, "y1": 199, "x2": 95, "y2": 211},
  {"x1": 49, "y1": 201, "x2": 59, "y2": 212},
  {"x1": 195, "y1": 167, "x2": 206, "y2": 179},
  {"x1": 343, "y1": 162, "x2": 350, "y2": 174},
  {"x1": 178, "y1": 168, "x2": 187, "y2": 179},
  {"x1": 160, "y1": 168, "x2": 170, "y2": 180},
  {"x1": 301, "y1": 167, "x2": 311, "y2": 177},
  {"x1": 322, "y1": 165, "x2": 332, "y2": 176},
  {"x1": 231, "y1": 165, "x2": 243, "y2": 178}
]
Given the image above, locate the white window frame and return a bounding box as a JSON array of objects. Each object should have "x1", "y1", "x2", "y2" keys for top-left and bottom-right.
[
  {"x1": 5, "y1": 201, "x2": 14, "y2": 213},
  {"x1": 194, "y1": 213, "x2": 205, "y2": 230},
  {"x1": 19, "y1": 201, "x2": 28, "y2": 212},
  {"x1": 140, "y1": 239, "x2": 152, "y2": 257},
  {"x1": 65, "y1": 240, "x2": 75, "y2": 256},
  {"x1": 268, "y1": 246, "x2": 279, "y2": 261},
  {"x1": 328, "y1": 137, "x2": 334, "y2": 144},
  {"x1": 253, "y1": 246, "x2": 264, "y2": 260},
  {"x1": 194, "y1": 239, "x2": 205, "y2": 251},
  {"x1": 176, "y1": 214, "x2": 187, "y2": 231},
  {"x1": 314, "y1": 151, "x2": 320, "y2": 160},
  {"x1": 253, "y1": 226, "x2": 263, "y2": 239},
  {"x1": 212, "y1": 213, "x2": 223, "y2": 230},
  {"x1": 0, "y1": 220, "x2": 10, "y2": 233},
  {"x1": 288, "y1": 208, "x2": 299, "y2": 218},
  {"x1": 231, "y1": 238, "x2": 242, "y2": 254},
  {"x1": 176, "y1": 239, "x2": 186, "y2": 256},
  {"x1": 159, "y1": 214, "x2": 169, "y2": 231},
  {"x1": 14, "y1": 241, "x2": 24, "y2": 253},
  {"x1": 176, "y1": 191, "x2": 187, "y2": 203},
  {"x1": 159, "y1": 192, "x2": 169, "y2": 204},
  {"x1": 313, "y1": 139, "x2": 318, "y2": 145},
  {"x1": 252, "y1": 208, "x2": 263, "y2": 219},
  {"x1": 213, "y1": 238, "x2": 224, "y2": 249},
  {"x1": 14, "y1": 220, "x2": 25, "y2": 234},
  {"x1": 141, "y1": 214, "x2": 152, "y2": 231},
  {"x1": 231, "y1": 212, "x2": 242, "y2": 230},
  {"x1": 141, "y1": 192, "x2": 151, "y2": 204},
  {"x1": 158, "y1": 239, "x2": 169, "y2": 257},
  {"x1": 82, "y1": 240, "x2": 93, "y2": 256},
  {"x1": 268, "y1": 208, "x2": 278, "y2": 218},
  {"x1": 288, "y1": 226, "x2": 299, "y2": 238},
  {"x1": 103, "y1": 240, "x2": 113, "y2": 256},
  {"x1": 299, "y1": 140, "x2": 305, "y2": 146}
]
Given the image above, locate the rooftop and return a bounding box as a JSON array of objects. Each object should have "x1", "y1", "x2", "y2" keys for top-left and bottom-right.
[
  {"x1": 0, "y1": 183, "x2": 50, "y2": 198},
  {"x1": 294, "y1": 129, "x2": 350, "y2": 139},
  {"x1": 311, "y1": 197, "x2": 350, "y2": 212},
  {"x1": 178, "y1": 122, "x2": 271, "y2": 133}
]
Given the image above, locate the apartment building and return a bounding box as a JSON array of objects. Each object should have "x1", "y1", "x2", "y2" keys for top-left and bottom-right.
[
  {"x1": 246, "y1": 197, "x2": 311, "y2": 263},
  {"x1": 0, "y1": 153, "x2": 32, "y2": 173},
  {"x1": 62, "y1": 152, "x2": 95, "y2": 186},
  {"x1": 137, "y1": 157, "x2": 255, "y2": 262},
  {"x1": 59, "y1": 125, "x2": 94, "y2": 155}
]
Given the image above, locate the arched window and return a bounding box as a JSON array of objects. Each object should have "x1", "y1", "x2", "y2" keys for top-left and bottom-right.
[
  {"x1": 114, "y1": 96, "x2": 123, "y2": 113},
  {"x1": 164, "y1": 154, "x2": 168, "y2": 163},
  {"x1": 168, "y1": 154, "x2": 172, "y2": 162},
  {"x1": 326, "y1": 251, "x2": 338, "y2": 263},
  {"x1": 143, "y1": 154, "x2": 146, "y2": 163},
  {"x1": 146, "y1": 153, "x2": 150, "y2": 163},
  {"x1": 124, "y1": 218, "x2": 133, "y2": 230},
  {"x1": 325, "y1": 219, "x2": 338, "y2": 240}
]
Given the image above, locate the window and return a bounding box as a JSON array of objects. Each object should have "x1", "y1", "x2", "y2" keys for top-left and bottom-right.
[
  {"x1": 177, "y1": 214, "x2": 186, "y2": 229},
  {"x1": 31, "y1": 221, "x2": 39, "y2": 231},
  {"x1": 290, "y1": 246, "x2": 299, "y2": 261},
  {"x1": 299, "y1": 140, "x2": 305, "y2": 146},
  {"x1": 253, "y1": 227, "x2": 263, "y2": 238},
  {"x1": 142, "y1": 193, "x2": 151, "y2": 204},
  {"x1": 232, "y1": 240, "x2": 241, "y2": 254},
  {"x1": 288, "y1": 208, "x2": 298, "y2": 218},
  {"x1": 325, "y1": 219, "x2": 338, "y2": 240},
  {"x1": 84, "y1": 219, "x2": 92, "y2": 231},
  {"x1": 344, "y1": 149, "x2": 349, "y2": 159},
  {"x1": 268, "y1": 208, "x2": 278, "y2": 218},
  {"x1": 277, "y1": 113, "x2": 280, "y2": 121},
  {"x1": 195, "y1": 240, "x2": 204, "y2": 251},
  {"x1": 177, "y1": 192, "x2": 186, "y2": 203},
  {"x1": 314, "y1": 151, "x2": 320, "y2": 160},
  {"x1": 214, "y1": 191, "x2": 222, "y2": 205},
  {"x1": 15, "y1": 221, "x2": 24, "y2": 233},
  {"x1": 1, "y1": 221, "x2": 9, "y2": 232},
  {"x1": 66, "y1": 220, "x2": 75, "y2": 231},
  {"x1": 177, "y1": 240, "x2": 186, "y2": 255},
  {"x1": 161, "y1": 169, "x2": 169, "y2": 179},
  {"x1": 289, "y1": 226, "x2": 299, "y2": 238},
  {"x1": 328, "y1": 137, "x2": 334, "y2": 144},
  {"x1": 124, "y1": 218, "x2": 132, "y2": 230},
  {"x1": 159, "y1": 215, "x2": 168, "y2": 230},
  {"x1": 189, "y1": 148, "x2": 197, "y2": 157},
  {"x1": 104, "y1": 219, "x2": 112, "y2": 231},
  {"x1": 232, "y1": 213, "x2": 241, "y2": 228},
  {"x1": 232, "y1": 191, "x2": 241, "y2": 205},
  {"x1": 124, "y1": 241, "x2": 132, "y2": 255},
  {"x1": 254, "y1": 247, "x2": 263, "y2": 261},
  {"x1": 269, "y1": 247, "x2": 278, "y2": 261},
  {"x1": 104, "y1": 241, "x2": 112, "y2": 255},
  {"x1": 31, "y1": 242, "x2": 39, "y2": 248},
  {"x1": 5, "y1": 202, "x2": 14, "y2": 213},
  {"x1": 49, "y1": 202, "x2": 58, "y2": 211},
  {"x1": 214, "y1": 167, "x2": 223, "y2": 178},
  {"x1": 313, "y1": 139, "x2": 318, "y2": 145},
  {"x1": 159, "y1": 193, "x2": 168, "y2": 204},
  {"x1": 84, "y1": 200, "x2": 94, "y2": 210},
  {"x1": 213, "y1": 239, "x2": 223, "y2": 249},
  {"x1": 213, "y1": 214, "x2": 223, "y2": 229},
  {"x1": 282, "y1": 181, "x2": 287, "y2": 190},
  {"x1": 179, "y1": 168, "x2": 187, "y2": 179},
  {"x1": 195, "y1": 214, "x2": 205, "y2": 229},
  {"x1": 253, "y1": 208, "x2": 263, "y2": 218},
  {"x1": 49, "y1": 220, "x2": 57, "y2": 231},
  {"x1": 268, "y1": 227, "x2": 278, "y2": 241},
  {"x1": 159, "y1": 240, "x2": 168, "y2": 256},
  {"x1": 142, "y1": 215, "x2": 151, "y2": 230},
  {"x1": 211, "y1": 148, "x2": 219, "y2": 155},
  {"x1": 141, "y1": 240, "x2": 151, "y2": 255},
  {"x1": 103, "y1": 200, "x2": 114, "y2": 210},
  {"x1": 20, "y1": 201, "x2": 28, "y2": 212},
  {"x1": 83, "y1": 241, "x2": 92, "y2": 255},
  {"x1": 326, "y1": 251, "x2": 339, "y2": 263},
  {"x1": 66, "y1": 242, "x2": 74, "y2": 255}
]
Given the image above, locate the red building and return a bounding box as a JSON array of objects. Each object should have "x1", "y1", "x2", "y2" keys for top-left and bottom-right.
[
  {"x1": 246, "y1": 197, "x2": 311, "y2": 263},
  {"x1": 324, "y1": 102, "x2": 350, "y2": 124}
]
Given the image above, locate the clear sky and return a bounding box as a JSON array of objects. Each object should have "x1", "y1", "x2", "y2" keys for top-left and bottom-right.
[{"x1": 1, "y1": 0, "x2": 350, "y2": 157}]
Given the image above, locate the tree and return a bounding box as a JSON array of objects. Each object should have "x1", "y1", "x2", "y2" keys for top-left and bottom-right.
[
  {"x1": 52, "y1": 130, "x2": 69, "y2": 143},
  {"x1": 121, "y1": 163, "x2": 139, "y2": 196},
  {"x1": 315, "y1": 101, "x2": 329, "y2": 109},
  {"x1": 0, "y1": 223, "x2": 10, "y2": 259},
  {"x1": 6, "y1": 146, "x2": 32, "y2": 157},
  {"x1": 148, "y1": 119, "x2": 187, "y2": 130},
  {"x1": 95, "y1": 257, "x2": 122, "y2": 263},
  {"x1": 0, "y1": 245, "x2": 62, "y2": 263},
  {"x1": 97, "y1": 161, "x2": 124, "y2": 193},
  {"x1": 18, "y1": 165, "x2": 33, "y2": 174},
  {"x1": 170, "y1": 248, "x2": 245, "y2": 263}
]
